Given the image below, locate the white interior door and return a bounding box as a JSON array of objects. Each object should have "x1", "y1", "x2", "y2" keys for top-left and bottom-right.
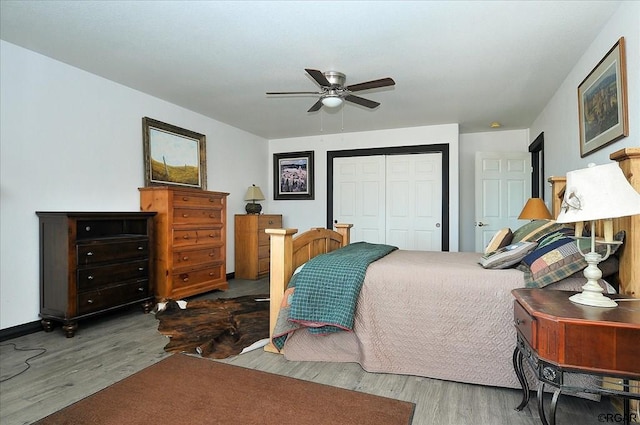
[
  {"x1": 333, "y1": 153, "x2": 442, "y2": 251},
  {"x1": 333, "y1": 156, "x2": 386, "y2": 243},
  {"x1": 474, "y1": 152, "x2": 531, "y2": 252},
  {"x1": 386, "y1": 153, "x2": 442, "y2": 250}
]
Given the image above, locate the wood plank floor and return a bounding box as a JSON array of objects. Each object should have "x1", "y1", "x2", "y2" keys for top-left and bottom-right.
[{"x1": 0, "y1": 278, "x2": 624, "y2": 425}]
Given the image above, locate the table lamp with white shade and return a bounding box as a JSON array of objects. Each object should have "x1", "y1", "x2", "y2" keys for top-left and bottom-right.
[{"x1": 555, "y1": 162, "x2": 640, "y2": 307}]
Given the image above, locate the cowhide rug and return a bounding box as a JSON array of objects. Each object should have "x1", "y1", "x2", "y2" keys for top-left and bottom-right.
[{"x1": 155, "y1": 294, "x2": 270, "y2": 359}]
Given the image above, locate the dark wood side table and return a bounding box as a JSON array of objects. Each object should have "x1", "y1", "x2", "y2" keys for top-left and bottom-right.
[{"x1": 511, "y1": 288, "x2": 640, "y2": 425}]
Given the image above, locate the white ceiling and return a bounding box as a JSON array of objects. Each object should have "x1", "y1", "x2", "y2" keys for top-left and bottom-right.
[{"x1": 0, "y1": 1, "x2": 621, "y2": 140}]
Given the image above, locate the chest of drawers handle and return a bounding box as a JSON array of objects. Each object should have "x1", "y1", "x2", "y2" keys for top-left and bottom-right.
[
  {"x1": 515, "y1": 318, "x2": 525, "y2": 325},
  {"x1": 182, "y1": 213, "x2": 189, "y2": 218},
  {"x1": 88, "y1": 275, "x2": 94, "y2": 280},
  {"x1": 86, "y1": 252, "x2": 93, "y2": 256},
  {"x1": 182, "y1": 256, "x2": 189, "y2": 261}
]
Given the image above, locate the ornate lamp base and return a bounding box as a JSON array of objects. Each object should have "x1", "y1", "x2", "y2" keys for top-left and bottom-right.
[
  {"x1": 245, "y1": 202, "x2": 262, "y2": 214},
  {"x1": 569, "y1": 250, "x2": 617, "y2": 308}
]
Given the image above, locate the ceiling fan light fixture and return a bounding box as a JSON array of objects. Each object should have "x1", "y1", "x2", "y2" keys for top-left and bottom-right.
[{"x1": 321, "y1": 96, "x2": 343, "y2": 108}]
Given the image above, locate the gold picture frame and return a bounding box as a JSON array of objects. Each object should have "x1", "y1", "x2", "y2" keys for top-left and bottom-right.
[
  {"x1": 578, "y1": 37, "x2": 628, "y2": 157},
  {"x1": 142, "y1": 117, "x2": 207, "y2": 189}
]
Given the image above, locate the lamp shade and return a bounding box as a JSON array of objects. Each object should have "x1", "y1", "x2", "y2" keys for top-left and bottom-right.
[
  {"x1": 321, "y1": 96, "x2": 343, "y2": 108},
  {"x1": 556, "y1": 162, "x2": 640, "y2": 223},
  {"x1": 518, "y1": 198, "x2": 552, "y2": 220},
  {"x1": 244, "y1": 185, "x2": 265, "y2": 202}
]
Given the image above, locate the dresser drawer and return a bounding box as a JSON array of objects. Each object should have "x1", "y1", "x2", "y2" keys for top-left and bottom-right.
[
  {"x1": 173, "y1": 246, "x2": 223, "y2": 269},
  {"x1": 77, "y1": 260, "x2": 148, "y2": 291},
  {"x1": 173, "y1": 192, "x2": 225, "y2": 209},
  {"x1": 258, "y1": 215, "x2": 282, "y2": 229},
  {"x1": 258, "y1": 258, "x2": 270, "y2": 275},
  {"x1": 78, "y1": 280, "x2": 149, "y2": 315},
  {"x1": 258, "y1": 244, "x2": 270, "y2": 260},
  {"x1": 172, "y1": 227, "x2": 223, "y2": 247},
  {"x1": 76, "y1": 219, "x2": 148, "y2": 240},
  {"x1": 173, "y1": 208, "x2": 223, "y2": 226},
  {"x1": 77, "y1": 239, "x2": 149, "y2": 266},
  {"x1": 173, "y1": 264, "x2": 225, "y2": 290},
  {"x1": 514, "y1": 300, "x2": 536, "y2": 348}
]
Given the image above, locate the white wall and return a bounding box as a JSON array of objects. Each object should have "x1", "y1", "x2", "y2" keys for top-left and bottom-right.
[
  {"x1": 459, "y1": 129, "x2": 530, "y2": 252},
  {"x1": 531, "y1": 0, "x2": 639, "y2": 196},
  {"x1": 268, "y1": 124, "x2": 460, "y2": 251},
  {"x1": 0, "y1": 41, "x2": 269, "y2": 330}
]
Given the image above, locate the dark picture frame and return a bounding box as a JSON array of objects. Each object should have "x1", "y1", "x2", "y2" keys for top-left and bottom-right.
[
  {"x1": 273, "y1": 151, "x2": 314, "y2": 200},
  {"x1": 578, "y1": 37, "x2": 628, "y2": 157},
  {"x1": 142, "y1": 117, "x2": 207, "y2": 189}
]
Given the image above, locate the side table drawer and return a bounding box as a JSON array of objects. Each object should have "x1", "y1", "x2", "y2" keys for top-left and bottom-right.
[{"x1": 514, "y1": 300, "x2": 536, "y2": 348}]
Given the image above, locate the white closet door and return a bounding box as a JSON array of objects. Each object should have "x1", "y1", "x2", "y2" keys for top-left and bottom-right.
[
  {"x1": 386, "y1": 153, "x2": 442, "y2": 251},
  {"x1": 333, "y1": 156, "x2": 386, "y2": 244},
  {"x1": 333, "y1": 153, "x2": 443, "y2": 251}
]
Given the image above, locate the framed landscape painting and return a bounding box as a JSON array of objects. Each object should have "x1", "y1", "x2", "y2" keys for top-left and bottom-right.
[
  {"x1": 273, "y1": 151, "x2": 314, "y2": 200},
  {"x1": 142, "y1": 117, "x2": 207, "y2": 189},
  {"x1": 578, "y1": 37, "x2": 628, "y2": 157}
]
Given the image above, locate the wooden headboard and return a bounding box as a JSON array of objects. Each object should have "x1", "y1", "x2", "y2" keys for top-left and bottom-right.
[{"x1": 549, "y1": 147, "x2": 640, "y2": 298}]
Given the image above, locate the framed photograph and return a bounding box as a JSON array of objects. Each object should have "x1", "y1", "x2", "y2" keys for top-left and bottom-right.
[
  {"x1": 142, "y1": 117, "x2": 207, "y2": 189},
  {"x1": 578, "y1": 37, "x2": 628, "y2": 157},
  {"x1": 273, "y1": 151, "x2": 314, "y2": 200}
]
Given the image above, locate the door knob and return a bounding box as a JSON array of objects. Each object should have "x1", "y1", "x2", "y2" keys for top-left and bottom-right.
[{"x1": 477, "y1": 222, "x2": 489, "y2": 227}]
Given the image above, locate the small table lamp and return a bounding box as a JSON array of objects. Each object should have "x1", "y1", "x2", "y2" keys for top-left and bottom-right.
[
  {"x1": 555, "y1": 162, "x2": 640, "y2": 307},
  {"x1": 518, "y1": 198, "x2": 552, "y2": 220},
  {"x1": 244, "y1": 184, "x2": 265, "y2": 214}
]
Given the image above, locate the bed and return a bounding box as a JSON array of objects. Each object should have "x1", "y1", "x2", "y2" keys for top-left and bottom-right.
[{"x1": 263, "y1": 147, "x2": 640, "y2": 391}]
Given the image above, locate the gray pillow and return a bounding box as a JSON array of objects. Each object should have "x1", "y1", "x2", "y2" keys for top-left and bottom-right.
[{"x1": 479, "y1": 241, "x2": 538, "y2": 269}]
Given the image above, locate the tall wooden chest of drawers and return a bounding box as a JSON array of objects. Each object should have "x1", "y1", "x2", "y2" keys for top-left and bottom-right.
[
  {"x1": 37, "y1": 211, "x2": 156, "y2": 337},
  {"x1": 139, "y1": 187, "x2": 229, "y2": 300},
  {"x1": 234, "y1": 214, "x2": 282, "y2": 279}
]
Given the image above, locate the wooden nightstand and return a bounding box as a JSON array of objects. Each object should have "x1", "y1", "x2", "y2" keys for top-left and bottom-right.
[
  {"x1": 234, "y1": 214, "x2": 282, "y2": 279},
  {"x1": 512, "y1": 288, "x2": 640, "y2": 425}
]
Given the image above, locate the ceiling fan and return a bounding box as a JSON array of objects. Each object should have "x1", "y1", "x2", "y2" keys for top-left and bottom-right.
[{"x1": 266, "y1": 69, "x2": 395, "y2": 112}]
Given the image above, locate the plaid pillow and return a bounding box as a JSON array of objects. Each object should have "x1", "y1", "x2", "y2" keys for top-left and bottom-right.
[{"x1": 519, "y1": 231, "x2": 624, "y2": 288}]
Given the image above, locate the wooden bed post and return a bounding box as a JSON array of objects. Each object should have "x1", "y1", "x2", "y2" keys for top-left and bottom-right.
[
  {"x1": 610, "y1": 147, "x2": 640, "y2": 298},
  {"x1": 334, "y1": 223, "x2": 352, "y2": 247},
  {"x1": 263, "y1": 228, "x2": 297, "y2": 353}
]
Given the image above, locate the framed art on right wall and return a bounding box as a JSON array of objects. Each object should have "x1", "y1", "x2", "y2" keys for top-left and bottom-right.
[{"x1": 578, "y1": 37, "x2": 628, "y2": 157}]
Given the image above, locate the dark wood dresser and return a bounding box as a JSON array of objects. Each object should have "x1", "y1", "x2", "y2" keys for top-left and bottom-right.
[
  {"x1": 37, "y1": 212, "x2": 156, "y2": 337},
  {"x1": 139, "y1": 187, "x2": 229, "y2": 300},
  {"x1": 234, "y1": 214, "x2": 282, "y2": 280}
]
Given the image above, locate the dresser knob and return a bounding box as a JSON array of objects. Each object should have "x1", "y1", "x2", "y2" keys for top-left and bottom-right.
[
  {"x1": 209, "y1": 214, "x2": 215, "y2": 218},
  {"x1": 182, "y1": 277, "x2": 189, "y2": 282},
  {"x1": 182, "y1": 256, "x2": 189, "y2": 261},
  {"x1": 183, "y1": 197, "x2": 189, "y2": 201},
  {"x1": 86, "y1": 252, "x2": 93, "y2": 256},
  {"x1": 209, "y1": 252, "x2": 214, "y2": 257},
  {"x1": 87, "y1": 275, "x2": 94, "y2": 280},
  {"x1": 208, "y1": 234, "x2": 214, "y2": 238},
  {"x1": 515, "y1": 318, "x2": 525, "y2": 325},
  {"x1": 85, "y1": 226, "x2": 91, "y2": 232},
  {"x1": 182, "y1": 214, "x2": 189, "y2": 218},
  {"x1": 137, "y1": 287, "x2": 144, "y2": 292},
  {"x1": 209, "y1": 198, "x2": 215, "y2": 202},
  {"x1": 138, "y1": 267, "x2": 144, "y2": 271},
  {"x1": 209, "y1": 272, "x2": 214, "y2": 276},
  {"x1": 183, "y1": 235, "x2": 190, "y2": 239},
  {"x1": 138, "y1": 246, "x2": 144, "y2": 250},
  {"x1": 269, "y1": 220, "x2": 273, "y2": 225},
  {"x1": 87, "y1": 299, "x2": 94, "y2": 304}
]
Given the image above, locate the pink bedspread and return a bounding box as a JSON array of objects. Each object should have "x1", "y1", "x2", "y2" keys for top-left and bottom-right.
[{"x1": 282, "y1": 250, "x2": 591, "y2": 389}]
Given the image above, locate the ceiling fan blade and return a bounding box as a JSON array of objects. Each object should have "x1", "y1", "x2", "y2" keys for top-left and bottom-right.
[
  {"x1": 346, "y1": 77, "x2": 395, "y2": 92},
  {"x1": 266, "y1": 91, "x2": 321, "y2": 95},
  {"x1": 305, "y1": 69, "x2": 331, "y2": 87},
  {"x1": 307, "y1": 99, "x2": 323, "y2": 112},
  {"x1": 345, "y1": 95, "x2": 380, "y2": 109}
]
